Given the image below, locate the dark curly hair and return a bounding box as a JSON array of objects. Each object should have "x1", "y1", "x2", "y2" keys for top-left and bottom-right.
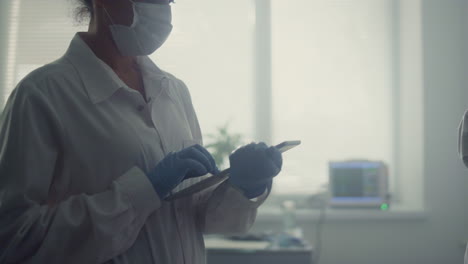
[
  {"x1": 76, "y1": 0, "x2": 175, "y2": 21},
  {"x1": 76, "y1": 0, "x2": 94, "y2": 21}
]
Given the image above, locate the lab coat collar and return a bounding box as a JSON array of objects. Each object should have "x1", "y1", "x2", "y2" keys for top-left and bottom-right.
[{"x1": 64, "y1": 33, "x2": 167, "y2": 104}]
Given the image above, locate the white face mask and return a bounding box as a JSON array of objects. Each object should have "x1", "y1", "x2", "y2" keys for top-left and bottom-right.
[
  {"x1": 458, "y1": 111, "x2": 468, "y2": 167},
  {"x1": 105, "y1": 1, "x2": 173, "y2": 56}
]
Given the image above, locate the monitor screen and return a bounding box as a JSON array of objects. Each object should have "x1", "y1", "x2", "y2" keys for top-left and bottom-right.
[{"x1": 330, "y1": 162, "x2": 384, "y2": 204}]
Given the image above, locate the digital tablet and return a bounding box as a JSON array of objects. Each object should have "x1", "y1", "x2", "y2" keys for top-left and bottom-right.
[{"x1": 165, "y1": 140, "x2": 301, "y2": 201}]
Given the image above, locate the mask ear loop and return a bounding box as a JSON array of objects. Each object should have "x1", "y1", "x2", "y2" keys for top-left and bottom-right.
[
  {"x1": 127, "y1": 0, "x2": 138, "y2": 27},
  {"x1": 102, "y1": 7, "x2": 116, "y2": 26}
]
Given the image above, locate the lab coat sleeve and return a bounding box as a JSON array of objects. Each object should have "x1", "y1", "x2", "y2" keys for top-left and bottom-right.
[
  {"x1": 174, "y1": 79, "x2": 269, "y2": 234},
  {"x1": 0, "y1": 80, "x2": 161, "y2": 264},
  {"x1": 195, "y1": 182, "x2": 269, "y2": 234}
]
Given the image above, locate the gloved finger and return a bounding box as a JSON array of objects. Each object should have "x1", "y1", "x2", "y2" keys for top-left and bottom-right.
[
  {"x1": 250, "y1": 172, "x2": 276, "y2": 187},
  {"x1": 179, "y1": 146, "x2": 214, "y2": 173},
  {"x1": 230, "y1": 142, "x2": 254, "y2": 158},
  {"x1": 266, "y1": 146, "x2": 283, "y2": 169},
  {"x1": 256, "y1": 142, "x2": 269, "y2": 150},
  {"x1": 193, "y1": 144, "x2": 219, "y2": 174},
  {"x1": 261, "y1": 154, "x2": 282, "y2": 178},
  {"x1": 181, "y1": 158, "x2": 209, "y2": 178},
  {"x1": 243, "y1": 142, "x2": 257, "y2": 151},
  {"x1": 190, "y1": 145, "x2": 215, "y2": 173},
  {"x1": 270, "y1": 162, "x2": 282, "y2": 177},
  {"x1": 244, "y1": 142, "x2": 256, "y2": 150},
  {"x1": 265, "y1": 165, "x2": 281, "y2": 178}
]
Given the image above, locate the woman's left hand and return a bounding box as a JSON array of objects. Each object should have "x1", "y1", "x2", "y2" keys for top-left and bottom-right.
[{"x1": 228, "y1": 142, "x2": 283, "y2": 198}]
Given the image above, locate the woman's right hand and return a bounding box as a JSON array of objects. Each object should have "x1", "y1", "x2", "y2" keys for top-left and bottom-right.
[{"x1": 147, "y1": 144, "x2": 219, "y2": 199}]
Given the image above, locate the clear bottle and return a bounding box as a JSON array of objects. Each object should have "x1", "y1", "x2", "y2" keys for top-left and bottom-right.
[{"x1": 281, "y1": 200, "x2": 303, "y2": 239}]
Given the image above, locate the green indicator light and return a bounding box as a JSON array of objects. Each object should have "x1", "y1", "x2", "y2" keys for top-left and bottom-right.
[{"x1": 380, "y1": 203, "x2": 389, "y2": 211}]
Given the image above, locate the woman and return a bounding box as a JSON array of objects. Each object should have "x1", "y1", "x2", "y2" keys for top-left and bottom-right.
[{"x1": 0, "y1": 0, "x2": 282, "y2": 263}]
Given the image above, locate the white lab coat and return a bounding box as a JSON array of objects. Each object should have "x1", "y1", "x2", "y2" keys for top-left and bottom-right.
[{"x1": 0, "y1": 34, "x2": 268, "y2": 264}]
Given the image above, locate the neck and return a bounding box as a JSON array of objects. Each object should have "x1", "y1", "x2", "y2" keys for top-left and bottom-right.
[{"x1": 80, "y1": 22, "x2": 136, "y2": 73}]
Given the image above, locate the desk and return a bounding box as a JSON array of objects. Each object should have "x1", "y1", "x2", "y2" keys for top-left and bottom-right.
[{"x1": 205, "y1": 237, "x2": 314, "y2": 264}]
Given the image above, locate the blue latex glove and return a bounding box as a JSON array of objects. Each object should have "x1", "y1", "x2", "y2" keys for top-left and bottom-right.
[
  {"x1": 147, "y1": 144, "x2": 219, "y2": 199},
  {"x1": 229, "y1": 142, "x2": 283, "y2": 199}
]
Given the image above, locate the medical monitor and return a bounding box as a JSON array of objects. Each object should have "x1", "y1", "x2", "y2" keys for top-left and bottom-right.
[{"x1": 329, "y1": 161, "x2": 389, "y2": 209}]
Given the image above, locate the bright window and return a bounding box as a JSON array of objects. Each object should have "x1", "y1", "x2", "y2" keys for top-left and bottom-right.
[
  {"x1": 3, "y1": 0, "x2": 87, "y2": 101},
  {"x1": 270, "y1": 0, "x2": 396, "y2": 195},
  {"x1": 151, "y1": 0, "x2": 256, "y2": 145}
]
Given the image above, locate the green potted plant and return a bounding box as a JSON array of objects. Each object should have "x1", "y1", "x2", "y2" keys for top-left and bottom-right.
[{"x1": 204, "y1": 123, "x2": 243, "y2": 170}]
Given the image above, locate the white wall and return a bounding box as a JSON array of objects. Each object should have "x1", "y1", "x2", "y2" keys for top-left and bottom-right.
[
  {"x1": 251, "y1": 0, "x2": 468, "y2": 263},
  {"x1": 0, "y1": 1, "x2": 11, "y2": 104}
]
